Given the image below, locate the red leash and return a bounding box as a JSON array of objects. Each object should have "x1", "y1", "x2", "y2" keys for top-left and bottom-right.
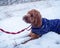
[{"x1": 0, "y1": 25, "x2": 31, "y2": 34}]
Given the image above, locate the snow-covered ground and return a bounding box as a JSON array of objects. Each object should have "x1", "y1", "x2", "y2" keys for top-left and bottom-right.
[{"x1": 0, "y1": 1, "x2": 60, "y2": 48}]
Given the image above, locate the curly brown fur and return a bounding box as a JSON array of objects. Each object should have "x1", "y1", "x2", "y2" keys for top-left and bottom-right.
[
  {"x1": 23, "y1": 9, "x2": 42, "y2": 44},
  {"x1": 23, "y1": 9, "x2": 42, "y2": 27}
]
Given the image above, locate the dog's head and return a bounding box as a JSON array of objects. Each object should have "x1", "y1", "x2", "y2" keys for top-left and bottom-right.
[{"x1": 23, "y1": 9, "x2": 42, "y2": 27}]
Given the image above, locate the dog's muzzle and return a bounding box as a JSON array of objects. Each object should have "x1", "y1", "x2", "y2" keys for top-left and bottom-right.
[{"x1": 23, "y1": 15, "x2": 31, "y2": 23}]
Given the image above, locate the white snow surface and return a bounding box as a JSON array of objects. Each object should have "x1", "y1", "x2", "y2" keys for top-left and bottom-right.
[{"x1": 0, "y1": 1, "x2": 60, "y2": 48}]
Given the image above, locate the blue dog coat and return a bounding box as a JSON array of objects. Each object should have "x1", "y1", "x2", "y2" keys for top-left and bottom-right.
[{"x1": 31, "y1": 18, "x2": 60, "y2": 36}]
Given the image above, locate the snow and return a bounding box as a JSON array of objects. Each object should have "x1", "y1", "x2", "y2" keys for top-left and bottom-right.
[
  {"x1": 41, "y1": 6, "x2": 60, "y2": 19},
  {"x1": 0, "y1": 0, "x2": 60, "y2": 48}
]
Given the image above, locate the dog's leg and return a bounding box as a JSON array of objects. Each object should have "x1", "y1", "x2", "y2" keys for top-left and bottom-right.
[{"x1": 21, "y1": 32, "x2": 40, "y2": 44}]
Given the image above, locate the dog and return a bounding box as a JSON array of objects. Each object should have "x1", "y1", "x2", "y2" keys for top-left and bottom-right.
[{"x1": 23, "y1": 9, "x2": 60, "y2": 43}]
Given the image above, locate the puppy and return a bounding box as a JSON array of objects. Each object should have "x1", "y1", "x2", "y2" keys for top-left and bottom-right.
[{"x1": 23, "y1": 9, "x2": 60, "y2": 43}]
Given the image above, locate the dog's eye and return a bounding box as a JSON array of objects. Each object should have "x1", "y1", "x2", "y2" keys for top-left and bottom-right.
[{"x1": 31, "y1": 14, "x2": 33, "y2": 17}]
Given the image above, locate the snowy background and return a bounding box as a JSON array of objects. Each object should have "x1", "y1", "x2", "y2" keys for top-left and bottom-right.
[
  {"x1": 0, "y1": 0, "x2": 42, "y2": 6},
  {"x1": 0, "y1": 0, "x2": 60, "y2": 48}
]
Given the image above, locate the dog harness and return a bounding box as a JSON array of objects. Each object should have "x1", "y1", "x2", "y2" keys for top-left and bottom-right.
[{"x1": 31, "y1": 18, "x2": 60, "y2": 36}]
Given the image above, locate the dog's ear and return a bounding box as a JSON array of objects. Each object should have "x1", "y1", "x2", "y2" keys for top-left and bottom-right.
[
  {"x1": 31, "y1": 9, "x2": 42, "y2": 27},
  {"x1": 27, "y1": 9, "x2": 42, "y2": 27}
]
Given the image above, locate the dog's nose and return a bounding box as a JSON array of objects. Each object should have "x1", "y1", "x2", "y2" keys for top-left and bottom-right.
[{"x1": 23, "y1": 16, "x2": 28, "y2": 21}]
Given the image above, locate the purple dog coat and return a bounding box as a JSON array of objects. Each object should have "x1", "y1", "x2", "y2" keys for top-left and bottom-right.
[{"x1": 31, "y1": 18, "x2": 60, "y2": 36}]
